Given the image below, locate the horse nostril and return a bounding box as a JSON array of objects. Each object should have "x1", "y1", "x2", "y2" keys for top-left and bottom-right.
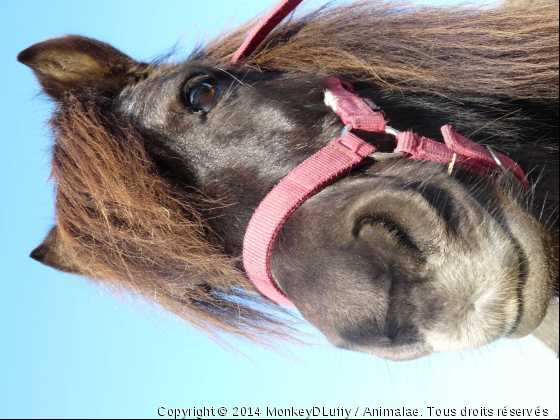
[
  {"x1": 348, "y1": 185, "x2": 460, "y2": 262},
  {"x1": 354, "y1": 214, "x2": 425, "y2": 261}
]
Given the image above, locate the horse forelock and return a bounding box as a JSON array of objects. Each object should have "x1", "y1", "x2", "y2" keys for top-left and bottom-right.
[{"x1": 49, "y1": 96, "x2": 300, "y2": 346}]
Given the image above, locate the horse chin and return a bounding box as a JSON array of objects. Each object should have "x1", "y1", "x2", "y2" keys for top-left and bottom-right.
[
  {"x1": 499, "y1": 198, "x2": 557, "y2": 339},
  {"x1": 351, "y1": 342, "x2": 434, "y2": 362}
]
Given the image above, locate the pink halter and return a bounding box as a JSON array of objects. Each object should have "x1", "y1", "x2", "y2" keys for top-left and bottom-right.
[{"x1": 234, "y1": 0, "x2": 528, "y2": 306}]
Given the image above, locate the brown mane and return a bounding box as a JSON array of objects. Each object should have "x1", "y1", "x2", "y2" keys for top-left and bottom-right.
[
  {"x1": 202, "y1": 0, "x2": 558, "y2": 100},
  {"x1": 50, "y1": 0, "x2": 558, "y2": 344}
]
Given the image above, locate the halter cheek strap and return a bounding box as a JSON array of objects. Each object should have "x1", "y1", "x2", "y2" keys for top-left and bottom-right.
[
  {"x1": 234, "y1": 1, "x2": 528, "y2": 306},
  {"x1": 243, "y1": 131, "x2": 378, "y2": 307}
]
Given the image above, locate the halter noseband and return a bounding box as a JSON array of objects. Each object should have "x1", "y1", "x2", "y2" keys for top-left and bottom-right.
[{"x1": 234, "y1": 0, "x2": 528, "y2": 307}]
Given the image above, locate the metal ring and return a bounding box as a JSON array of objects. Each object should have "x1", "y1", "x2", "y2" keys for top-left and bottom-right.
[
  {"x1": 485, "y1": 146, "x2": 504, "y2": 168},
  {"x1": 486, "y1": 146, "x2": 522, "y2": 187},
  {"x1": 368, "y1": 151, "x2": 405, "y2": 162},
  {"x1": 367, "y1": 126, "x2": 404, "y2": 161},
  {"x1": 385, "y1": 126, "x2": 399, "y2": 137},
  {"x1": 341, "y1": 124, "x2": 352, "y2": 136},
  {"x1": 342, "y1": 124, "x2": 404, "y2": 161}
]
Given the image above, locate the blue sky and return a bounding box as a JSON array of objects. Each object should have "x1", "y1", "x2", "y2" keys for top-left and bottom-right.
[{"x1": 1, "y1": 0, "x2": 558, "y2": 418}]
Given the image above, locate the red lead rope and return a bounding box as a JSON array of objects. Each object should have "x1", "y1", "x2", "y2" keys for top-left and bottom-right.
[{"x1": 235, "y1": 1, "x2": 528, "y2": 306}]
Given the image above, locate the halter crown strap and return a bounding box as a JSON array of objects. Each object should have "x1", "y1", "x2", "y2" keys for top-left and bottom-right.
[{"x1": 231, "y1": 0, "x2": 304, "y2": 65}]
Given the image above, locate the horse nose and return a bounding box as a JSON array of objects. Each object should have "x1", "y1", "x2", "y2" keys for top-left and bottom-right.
[{"x1": 348, "y1": 184, "x2": 521, "y2": 351}]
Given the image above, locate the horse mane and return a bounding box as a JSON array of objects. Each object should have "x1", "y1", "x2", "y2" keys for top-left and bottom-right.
[
  {"x1": 201, "y1": 0, "x2": 558, "y2": 102},
  {"x1": 50, "y1": 0, "x2": 558, "y2": 344}
]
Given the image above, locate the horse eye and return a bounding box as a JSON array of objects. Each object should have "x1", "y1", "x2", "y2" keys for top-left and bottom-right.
[{"x1": 188, "y1": 83, "x2": 220, "y2": 112}]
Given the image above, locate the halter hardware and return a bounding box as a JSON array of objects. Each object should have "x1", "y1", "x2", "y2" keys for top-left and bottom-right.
[{"x1": 342, "y1": 124, "x2": 405, "y2": 162}]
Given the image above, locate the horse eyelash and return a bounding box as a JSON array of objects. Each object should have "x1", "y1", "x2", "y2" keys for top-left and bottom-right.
[{"x1": 181, "y1": 73, "x2": 216, "y2": 112}]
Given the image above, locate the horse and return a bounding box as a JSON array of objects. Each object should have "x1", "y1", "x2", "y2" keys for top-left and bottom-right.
[{"x1": 18, "y1": 0, "x2": 558, "y2": 360}]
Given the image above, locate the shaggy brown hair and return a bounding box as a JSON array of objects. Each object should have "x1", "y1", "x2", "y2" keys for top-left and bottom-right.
[
  {"x1": 51, "y1": 99, "x2": 299, "y2": 345},
  {"x1": 50, "y1": 0, "x2": 558, "y2": 344},
  {"x1": 202, "y1": 0, "x2": 558, "y2": 100}
]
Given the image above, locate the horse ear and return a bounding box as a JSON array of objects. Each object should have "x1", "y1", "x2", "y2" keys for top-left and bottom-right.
[
  {"x1": 17, "y1": 35, "x2": 146, "y2": 100},
  {"x1": 30, "y1": 226, "x2": 81, "y2": 274}
]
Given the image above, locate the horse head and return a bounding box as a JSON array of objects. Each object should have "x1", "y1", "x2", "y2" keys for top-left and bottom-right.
[{"x1": 19, "y1": 1, "x2": 558, "y2": 360}]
